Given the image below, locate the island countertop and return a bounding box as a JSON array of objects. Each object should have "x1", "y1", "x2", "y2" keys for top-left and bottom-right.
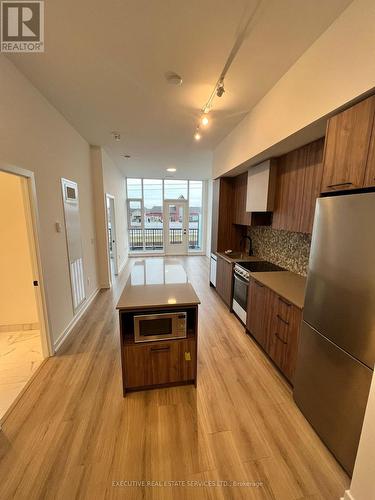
[{"x1": 116, "y1": 258, "x2": 200, "y2": 311}]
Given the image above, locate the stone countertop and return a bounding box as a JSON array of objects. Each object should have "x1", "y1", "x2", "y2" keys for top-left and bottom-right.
[
  {"x1": 216, "y1": 252, "x2": 263, "y2": 264},
  {"x1": 116, "y1": 258, "x2": 200, "y2": 311},
  {"x1": 250, "y1": 271, "x2": 306, "y2": 309}
]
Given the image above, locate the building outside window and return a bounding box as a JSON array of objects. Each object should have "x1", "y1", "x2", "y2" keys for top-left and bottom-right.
[{"x1": 126, "y1": 178, "x2": 205, "y2": 254}]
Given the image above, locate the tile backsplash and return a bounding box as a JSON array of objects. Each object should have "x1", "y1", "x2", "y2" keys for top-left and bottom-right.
[{"x1": 248, "y1": 226, "x2": 311, "y2": 276}]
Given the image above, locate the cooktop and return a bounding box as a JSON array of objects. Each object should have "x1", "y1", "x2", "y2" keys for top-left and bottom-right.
[{"x1": 236, "y1": 261, "x2": 285, "y2": 272}]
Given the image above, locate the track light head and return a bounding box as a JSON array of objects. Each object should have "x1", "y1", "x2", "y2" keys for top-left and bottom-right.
[{"x1": 216, "y1": 81, "x2": 225, "y2": 97}]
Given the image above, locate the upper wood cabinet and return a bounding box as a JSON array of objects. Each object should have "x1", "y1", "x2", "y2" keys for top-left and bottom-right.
[
  {"x1": 272, "y1": 138, "x2": 324, "y2": 234},
  {"x1": 364, "y1": 120, "x2": 375, "y2": 188},
  {"x1": 233, "y1": 172, "x2": 252, "y2": 226},
  {"x1": 299, "y1": 139, "x2": 325, "y2": 233},
  {"x1": 321, "y1": 95, "x2": 375, "y2": 192},
  {"x1": 211, "y1": 178, "x2": 242, "y2": 253}
]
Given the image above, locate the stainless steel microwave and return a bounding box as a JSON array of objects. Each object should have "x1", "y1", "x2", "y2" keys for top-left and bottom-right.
[{"x1": 134, "y1": 311, "x2": 187, "y2": 343}]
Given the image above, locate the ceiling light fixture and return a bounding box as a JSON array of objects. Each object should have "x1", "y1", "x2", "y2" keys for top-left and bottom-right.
[
  {"x1": 201, "y1": 115, "x2": 209, "y2": 127},
  {"x1": 193, "y1": 1, "x2": 263, "y2": 142},
  {"x1": 166, "y1": 167, "x2": 176, "y2": 172},
  {"x1": 112, "y1": 131, "x2": 121, "y2": 141},
  {"x1": 165, "y1": 71, "x2": 183, "y2": 86},
  {"x1": 121, "y1": 154, "x2": 131, "y2": 159},
  {"x1": 194, "y1": 130, "x2": 201, "y2": 141}
]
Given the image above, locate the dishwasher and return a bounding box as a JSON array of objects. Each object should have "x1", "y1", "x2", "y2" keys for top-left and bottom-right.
[{"x1": 210, "y1": 253, "x2": 217, "y2": 287}]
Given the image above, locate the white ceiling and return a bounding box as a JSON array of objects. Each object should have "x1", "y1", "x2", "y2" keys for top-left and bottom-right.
[{"x1": 9, "y1": 0, "x2": 352, "y2": 179}]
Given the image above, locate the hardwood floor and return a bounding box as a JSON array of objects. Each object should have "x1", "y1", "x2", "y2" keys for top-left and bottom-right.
[{"x1": 0, "y1": 256, "x2": 349, "y2": 499}]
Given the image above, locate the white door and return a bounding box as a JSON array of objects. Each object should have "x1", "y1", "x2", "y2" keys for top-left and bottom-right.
[
  {"x1": 163, "y1": 200, "x2": 189, "y2": 255},
  {"x1": 61, "y1": 178, "x2": 86, "y2": 312},
  {"x1": 106, "y1": 194, "x2": 118, "y2": 280}
]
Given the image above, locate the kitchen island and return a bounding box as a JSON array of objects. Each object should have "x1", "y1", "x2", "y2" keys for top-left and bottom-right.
[{"x1": 117, "y1": 258, "x2": 200, "y2": 395}]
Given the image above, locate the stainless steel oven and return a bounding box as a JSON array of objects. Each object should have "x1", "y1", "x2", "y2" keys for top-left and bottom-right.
[
  {"x1": 232, "y1": 265, "x2": 249, "y2": 324},
  {"x1": 134, "y1": 311, "x2": 187, "y2": 343}
]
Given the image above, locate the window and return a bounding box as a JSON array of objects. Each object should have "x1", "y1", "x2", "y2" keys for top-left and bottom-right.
[
  {"x1": 127, "y1": 178, "x2": 142, "y2": 199},
  {"x1": 164, "y1": 179, "x2": 188, "y2": 200},
  {"x1": 126, "y1": 178, "x2": 205, "y2": 253},
  {"x1": 189, "y1": 181, "x2": 203, "y2": 250}
]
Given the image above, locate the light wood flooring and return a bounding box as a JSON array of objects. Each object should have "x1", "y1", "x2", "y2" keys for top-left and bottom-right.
[
  {"x1": 0, "y1": 256, "x2": 349, "y2": 499},
  {"x1": 0, "y1": 330, "x2": 43, "y2": 419}
]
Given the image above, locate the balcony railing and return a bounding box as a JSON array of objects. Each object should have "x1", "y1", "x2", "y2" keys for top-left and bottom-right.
[{"x1": 129, "y1": 227, "x2": 200, "y2": 251}]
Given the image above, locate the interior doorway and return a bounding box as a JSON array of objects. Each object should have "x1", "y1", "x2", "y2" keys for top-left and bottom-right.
[
  {"x1": 163, "y1": 199, "x2": 189, "y2": 255},
  {"x1": 106, "y1": 194, "x2": 118, "y2": 281},
  {"x1": 0, "y1": 167, "x2": 51, "y2": 421}
]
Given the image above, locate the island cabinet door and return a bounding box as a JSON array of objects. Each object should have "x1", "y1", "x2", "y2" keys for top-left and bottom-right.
[{"x1": 124, "y1": 339, "x2": 196, "y2": 389}]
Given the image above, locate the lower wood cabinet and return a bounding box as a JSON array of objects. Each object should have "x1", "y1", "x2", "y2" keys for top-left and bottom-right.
[
  {"x1": 216, "y1": 255, "x2": 233, "y2": 307},
  {"x1": 123, "y1": 338, "x2": 196, "y2": 389},
  {"x1": 246, "y1": 279, "x2": 269, "y2": 348},
  {"x1": 247, "y1": 278, "x2": 302, "y2": 384}
]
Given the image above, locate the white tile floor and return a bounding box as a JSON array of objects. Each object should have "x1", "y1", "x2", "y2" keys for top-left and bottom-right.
[{"x1": 0, "y1": 330, "x2": 43, "y2": 419}]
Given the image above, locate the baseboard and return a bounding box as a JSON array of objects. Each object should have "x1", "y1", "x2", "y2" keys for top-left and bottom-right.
[
  {"x1": 0, "y1": 322, "x2": 40, "y2": 333},
  {"x1": 342, "y1": 490, "x2": 355, "y2": 500},
  {"x1": 53, "y1": 287, "x2": 100, "y2": 352}
]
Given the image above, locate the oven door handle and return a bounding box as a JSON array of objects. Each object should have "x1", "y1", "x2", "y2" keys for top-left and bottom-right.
[{"x1": 234, "y1": 273, "x2": 249, "y2": 285}]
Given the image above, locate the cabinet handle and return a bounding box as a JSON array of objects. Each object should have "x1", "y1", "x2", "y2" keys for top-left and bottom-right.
[
  {"x1": 278, "y1": 297, "x2": 291, "y2": 307},
  {"x1": 275, "y1": 333, "x2": 288, "y2": 345},
  {"x1": 150, "y1": 346, "x2": 170, "y2": 353},
  {"x1": 277, "y1": 314, "x2": 289, "y2": 325},
  {"x1": 327, "y1": 182, "x2": 353, "y2": 189}
]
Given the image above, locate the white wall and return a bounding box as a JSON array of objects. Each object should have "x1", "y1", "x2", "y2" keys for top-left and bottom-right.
[
  {"x1": 101, "y1": 149, "x2": 128, "y2": 273},
  {"x1": 213, "y1": 0, "x2": 375, "y2": 177},
  {"x1": 91, "y1": 146, "x2": 128, "y2": 288},
  {"x1": 0, "y1": 55, "x2": 99, "y2": 347},
  {"x1": 344, "y1": 370, "x2": 375, "y2": 500}
]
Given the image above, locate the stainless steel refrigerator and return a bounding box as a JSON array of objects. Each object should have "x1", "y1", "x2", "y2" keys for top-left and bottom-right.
[{"x1": 293, "y1": 191, "x2": 375, "y2": 476}]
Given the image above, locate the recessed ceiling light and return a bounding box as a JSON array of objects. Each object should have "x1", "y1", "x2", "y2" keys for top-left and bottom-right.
[
  {"x1": 165, "y1": 71, "x2": 183, "y2": 86},
  {"x1": 121, "y1": 154, "x2": 131, "y2": 159},
  {"x1": 194, "y1": 131, "x2": 201, "y2": 141},
  {"x1": 112, "y1": 131, "x2": 121, "y2": 141},
  {"x1": 166, "y1": 167, "x2": 176, "y2": 172}
]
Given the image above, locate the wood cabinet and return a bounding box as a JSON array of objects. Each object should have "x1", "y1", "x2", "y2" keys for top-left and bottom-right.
[
  {"x1": 246, "y1": 280, "x2": 302, "y2": 384},
  {"x1": 233, "y1": 172, "x2": 252, "y2": 226},
  {"x1": 216, "y1": 255, "x2": 233, "y2": 307},
  {"x1": 267, "y1": 295, "x2": 302, "y2": 383},
  {"x1": 124, "y1": 339, "x2": 196, "y2": 389},
  {"x1": 211, "y1": 175, "x2": 272, "y2": 254},
  {"x1": 363, "y1": 120, "x2": 375, "y2": 188},
  {"x1": 211, "y1": 178, "x2": 243, "y2": 253},
  {"x1": 321, "y1": 96, "x2": 375, "y2": 192},
  {"x1": 246, "y1": 279, "x2": 269, "y2": 348},
  {"x1": 272, "y1": 138, "x2": 324, "y2": 234}
]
